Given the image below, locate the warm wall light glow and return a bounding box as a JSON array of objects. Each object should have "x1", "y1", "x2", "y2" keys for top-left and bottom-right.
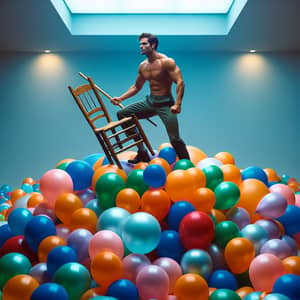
[
  {"x1": 64, "y1": 0, "x2": 234, "y2": 14},
  {"x1": 33, "y1": 54, "x2": 65, "y2": 78},
  {"x1": 235, "y1": 53, "x2": 267, "y2": 77}
]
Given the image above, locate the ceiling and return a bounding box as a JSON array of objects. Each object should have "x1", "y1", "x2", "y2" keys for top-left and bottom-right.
[{"x1": 0, "y1": 0, "x2": 300, "y2": 53}]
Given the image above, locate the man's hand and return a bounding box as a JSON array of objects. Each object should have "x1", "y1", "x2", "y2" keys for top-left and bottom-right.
[
  {"x1": 170, "y1": 104, "x2": 181, "y2": 114},
  {"x1": 111, "y1": 97, "x2": 122, "y2": 106}
]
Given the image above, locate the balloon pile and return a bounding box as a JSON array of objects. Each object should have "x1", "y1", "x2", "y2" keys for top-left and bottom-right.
[{"x1": 1, "y1": 144, "x2": 300, "y2": 300}]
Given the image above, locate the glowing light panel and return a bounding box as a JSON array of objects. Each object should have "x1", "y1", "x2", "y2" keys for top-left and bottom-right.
[{"x1": 63, "y1": 0, "x2": 234, "y2": 14}]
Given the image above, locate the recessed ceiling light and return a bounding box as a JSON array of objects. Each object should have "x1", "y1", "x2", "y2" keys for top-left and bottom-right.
[
  {"x1": 44, "y1": 50, "x2": 51, "y2": 53},
  {"x1": 249, "y1": 49, "x2": 256, "y2": 53}
]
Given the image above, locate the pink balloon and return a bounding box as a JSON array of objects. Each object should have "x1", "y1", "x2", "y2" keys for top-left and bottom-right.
[
  {"x1": 295, "y1": 194, "x2": 300, "y2": 207},
  {"x1": 249, "y1": 253, "x2": 286, "y2": 292},
  {"x1": 153, "y1": 257, "x2": 182, "y2": 293},
  {"x1": 269, "y1": 183, "x2": 295, "y2": 205},
  {"x1": 256, "y1": 192, "x2": 287, "y2": 218},
  {"x1": 88, "y1": 230, "x2": 124, "y2": 259},
  {"x1": 40, "y1": 169, "x2": 73, "y2": 208},
  {"x1": 122, "y1": 253, "x2": 151, "y2": 283},
  {"x1": 136, "y1": 265, "x2": 169, "y2": 300}
]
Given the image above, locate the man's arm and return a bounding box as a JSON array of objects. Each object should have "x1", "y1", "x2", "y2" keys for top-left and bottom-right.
[
  {"x1": 165, "y1": 58, "x2": 185, "y2": 114},
  {"x1": 111, "y1": 67, "x2": 146, "y2": 105}
]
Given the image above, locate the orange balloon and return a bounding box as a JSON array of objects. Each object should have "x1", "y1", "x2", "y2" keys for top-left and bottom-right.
[
  {"x1": 54, "y1": 192, "x2": 83, "y2": 224},
  {"x1": 55, "y1": 158, "x2": 75, "y2": 168},
  {"x1": 220, "y1": 164, "x2": 242, "y2": 186},
  {"x1": 22, "y1": 177, "x2": 35, "y2": 185},
  {"x1": 91, "y1": 251, "x2": 123, "y2": 287},
  {"x1": 186, "y1": 145, "x2": 207, "y2": 165},
  {"x1": 209, "y1": 287, "x2": 217, "y2": 295},
  {"x1": 133, "y1": 162, "x2": 149, "y2": 170},
  {"x1": 235, "y1": 286, "x2": 254, "y2": 298},
  {"x1": 10, "y1": 189, "x2": 26, "y2": 204},
  {"x1": 263, "y1": 168, "x2": 280, "y2": 182},
  {"x1": 225, "y1": 237, "x2": 255, "y2": 274},
  {"x1": 186, "y1": 168, "x2": 206, "y2": 189},
  {"x1": 2, "y1": 274, "x2": 39, "y2": 300},
  {"x1": 27, "y1": 192, "x2": 44, "y2": 208},
  {"x1": 288, "y1": 180, "x2": 300, "y2": 192},
  {"x1": 189, "y1": 187, "x2": 216, "y2": 213},
  {"x1": 238, "y1": 179, "x2": 269, "y2": 220},
  {"x1": 158, "y1": 142, "x2": 172, "y2": 151},
  {"x1": 93, "y1": 156, "x2": 105, "y2": 171},
  {"x1": 80, "y1": 287, "x2": 106, "y2": 300},
  {"x1": 211, "y1": 209, "x2": 227, "y2": 223},
  {"x1": 165, "y1": 170, "x2": 195, "y2": 202},
  {"x1": 38, "y1": 235, "x2": 66, "y2": 262},
  {"x1": 282, "y1": 256, "x2": 300, "y2": 275},
  {"x1": 70, "y1": 208, "x2": 98, "y2": 233},
  {"x1": 214, "y1": 152, "x2": 235, "y2": 165},
  {"x1": 150, "y1": 157, "x2": 172, "y2": 174},
  {"x1": 92, "y1": 165, "x2": 127, "y2": 188},
  {"x1": 116, "y1": 188, "x2": 141, "y2": 213},
  {"x1": 174, "y1": 273, "x2": 209, "y2": 300},
  {"x1": 141, "y1": 189, "x2": 171, "y2": 221}
]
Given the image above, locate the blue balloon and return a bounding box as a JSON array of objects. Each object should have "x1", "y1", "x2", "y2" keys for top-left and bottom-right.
[
  {"x1": 208, "y1": 270, "x2": 238, "y2": 290},
  {"x1": 107, "y1": 279, "x2": 139, "y2": 300},
  {"x1": 8, "y1": 208, "x2": 33, "y2": 236},
  {"x1": 0, "y1": 184, "x2": 12, "y2": 195},
  {"x1": 0, "y1": 223, "x2": 14, "y2": 248},
  {"x1": 24, "y1": 215, "x2": 56, "y2": 252},
  {"x1": 65, "y1": 160, "x2": 94, "y2": 191},
  {"x1": 83, "y1": 153, "x2": 104, "y2": 167},
  {"x1": 85, "y1": 199, "x2": 102, "y2": 217},
  {"x1": 143, "y1": 164, "x2": 166, "y2": 188},
  {"x1": 277, "y1": 205, "x2": 300, "y2": 236},
  {"x1": 273, "y1": 274, "x2": 300, "y2": 300},
  {"x1": 167, "y1": 201, "x2": 195, "y2": 231},
  {"x1": 156, "y1": 230, "x2": 184, "y2": 262},
  {"x1": 158, "y1": 147, "x2": 177, "y2": 164},
  {"x1": 47, "y1": 245, "x2": 78, "y2": 278},
  {"x1": 31, "y1": 283, "x2": 69, "y2": 300},
  {"x1": 241, "y1": 166, "x2": 268, "y2": 186}
]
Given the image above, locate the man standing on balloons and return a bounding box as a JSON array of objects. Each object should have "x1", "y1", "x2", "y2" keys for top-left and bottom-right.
[{"x1": 111, "y1": 33, "x2": 190, "y2": 164}]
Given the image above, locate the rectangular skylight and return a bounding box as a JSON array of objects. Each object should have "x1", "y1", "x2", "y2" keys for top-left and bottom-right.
[{"x1": 63, "y1": 0, "x2": 235, "y2": 14}]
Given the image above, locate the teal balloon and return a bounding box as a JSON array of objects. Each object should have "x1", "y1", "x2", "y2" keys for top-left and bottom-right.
[
  {"x1": 173, "y1": 159, "x2": 195, "y2": 170},
  {"x1": 21, "y1": 183, "x2": 34, "y2": 193},
  {"x1": 264, "y1": 293, "x2": 290, "y2": 300},
  {"x1": 215, "y1": 221, "x2": 240, "y2": 248},
  {"x1": 210, "y1": 289, "x2": 241, "y2": 300},
  {"x1": 53, "y1": 262, "x2": 91, "y2": 300},
  {"x1": 96, "y1": 173, "x2": 125, "y2": 209},
  {"x1": 0, "y1": 252, "x2": 32, "y2": 288},
  {"x1": 244, "y1": 292, "x2": 263, "y2": 300},
  {"x1": 214, "y1": 181, "x2": 240, "y2": 209},
  {"x1": 126, "y1": 169, "x2": 148, "y2": 196},
  {"x1": 202, "y1": 165, "x2": 224, "y2": 190},
  {"x1": 121, "y1": 212, "x2": 161, "y2": 254},
  {"x1": 97, "y1": 207, "x2": 130, "y2": 235}
]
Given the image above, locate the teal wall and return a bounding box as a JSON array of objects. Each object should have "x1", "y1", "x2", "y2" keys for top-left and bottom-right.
[{"x1": 1, "y1": 51, "x2": 299, "y2": 188}]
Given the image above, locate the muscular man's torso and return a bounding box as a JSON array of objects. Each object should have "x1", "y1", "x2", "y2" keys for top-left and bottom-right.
[{"x1": 139, "y1": 53, "x2": 173, "y2": 96}]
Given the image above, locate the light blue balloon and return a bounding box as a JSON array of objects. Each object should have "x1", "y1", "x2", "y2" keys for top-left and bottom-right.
[
  {"x1": 181, "y1": 249, "x2": 213, "y2": 279},
  {"x1": 85, "y1": 199, "x2": 102, "y2": 217},
  {"x1": 244, "y1": 292, "x2": 263, "y2": 300},
  {"x1": 21, "y1": 183, "x2": 34, "y2": 193},
  {"x1": 264, "y1": 293, "x2": 291, "y2": 300},
  {"x1": 121, "y1": 212, "x2": 161, "y2": 254},
  {"x1": 7, "y1": 207, "x2": 33, "y2": 236},
  {"x1": 240, "y1": 224, "x2": 269, "y2": 253},
  {"x1": 97, "y1": 207, "x2": 130, "y2": 235}
]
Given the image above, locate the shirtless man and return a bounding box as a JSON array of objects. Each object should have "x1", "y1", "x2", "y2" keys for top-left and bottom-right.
[{"x1": 111, "y1": 33, "x2": 190, "y2": 163}]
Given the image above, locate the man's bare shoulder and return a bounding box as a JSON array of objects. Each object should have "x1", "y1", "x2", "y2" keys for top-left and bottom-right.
[{"x1": 160, "y1": 56, "x2": 177, "y2": 71}]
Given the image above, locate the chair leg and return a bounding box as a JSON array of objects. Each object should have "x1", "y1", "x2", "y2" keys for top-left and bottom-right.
[
  {"x1": 132, "y1": 115, "x2": 155, "y2": 156},
  {"x1": 96, "y1": 133, "x2": 114, "y2": 165}
]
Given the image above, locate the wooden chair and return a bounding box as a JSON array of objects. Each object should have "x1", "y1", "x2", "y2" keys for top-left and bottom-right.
[{"x1": 68, "y1": 77, "x2": 154, "y2": 169}]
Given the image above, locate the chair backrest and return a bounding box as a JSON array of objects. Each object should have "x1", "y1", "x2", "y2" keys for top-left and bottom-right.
[{"x1": 68, "y1": 77, "x2": 112, "y2": 130}]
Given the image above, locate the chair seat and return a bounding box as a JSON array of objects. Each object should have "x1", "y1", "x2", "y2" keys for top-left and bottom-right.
[{"x1": 94, "y1": 117, "x2": 133, "y2": 132}]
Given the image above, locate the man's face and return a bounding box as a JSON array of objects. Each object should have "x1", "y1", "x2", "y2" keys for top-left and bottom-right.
[{"x1": 139, "y1": 38, "x2": 154, "y2": 55}]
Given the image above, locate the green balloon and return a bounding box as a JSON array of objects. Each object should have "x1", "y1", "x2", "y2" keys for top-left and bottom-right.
[
  {"x1": 96, "y1": 172, "x2": 125, "y2": 209},
  {"x1": 0, "y1": 252, "x2": 32, "y2": 288},
  {"x1": 215, "y1": 221, "x2": 240, "y2": 248},
  {"x1": 210, "y1": 289, "x2": 241, "y2": 300},
  {"x1": 126, "y1": 169, "x2": 148, "y2": 196},
  {"x1": 214, "y1": 181, "x2": 240, "y2": 209},
  {"x1": 54, "y1": 262, "x2": 91, "y2": 300},
  {"x1": 202, "y1": 165, "x2": 224, "y2": 190},
  {"x1": 56, "y1": 162, "x2": 71, "y2": 170},
  {"x1": 173, "y1": 159, "x2": 195, "y2": 170}
]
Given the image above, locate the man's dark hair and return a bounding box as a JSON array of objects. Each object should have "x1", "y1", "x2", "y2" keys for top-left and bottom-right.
[{"x1": 138, "y1": 33, "x2": 159, "y2": 50}]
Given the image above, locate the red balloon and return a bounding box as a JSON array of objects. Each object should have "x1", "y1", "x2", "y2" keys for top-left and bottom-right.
[{"x1": 179, "y1": 211, "x2": 215, "y2": 250}]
